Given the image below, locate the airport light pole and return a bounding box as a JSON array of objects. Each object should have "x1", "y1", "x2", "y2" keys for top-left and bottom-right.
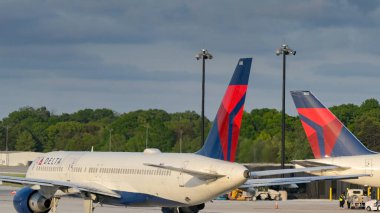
[
  {"x1": 145, "y1": 126, "x2": 149, "y2": 149},
  {"x1": 6, "y1": 126, "x2": 9, "y2": 166},
  {"x1": 109, "y1": 128, "x2": 113, "y2": 152},
  {"x1": 196, "y1": 49, "x2": 213, "y2": 146},
  {"x1": 276, "y1": 44, "x2": 296, "y2": 172}
]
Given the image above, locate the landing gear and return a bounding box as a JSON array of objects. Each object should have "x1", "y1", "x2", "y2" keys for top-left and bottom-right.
[
  {"x1": 82, "y1": 192, "x2": 96, "y2": 213},
  {"x1": 50, "y1": 197, "x2": 60, "y2": 213},
  {"x1": 83, "y1": 198, "x2": 94, "y2": 213}
]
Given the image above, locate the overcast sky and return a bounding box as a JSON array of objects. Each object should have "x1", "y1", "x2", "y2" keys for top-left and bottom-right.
[{"x1": 1, "y1": 0, "x2": 379, "y2": 119}]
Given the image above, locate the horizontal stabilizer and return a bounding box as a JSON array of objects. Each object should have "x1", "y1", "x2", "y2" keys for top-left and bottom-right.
[
  {"x1": 292, "y1": 160, "x2": 350, "y2": 170},
  {"x1": 249, "y1": 166, "x2": 338, "y2": 178},
  {"x1": 241, "y1": 174, "x2": 369, "y2": 188},
  {"x1": 143, "y1": 163, "x2": 225, "y2": 180}
]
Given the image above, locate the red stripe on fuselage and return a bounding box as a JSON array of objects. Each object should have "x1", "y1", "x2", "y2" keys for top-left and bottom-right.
[
  {"x1": 297, "y1": 108, "x2": 335, "y2": 126},
  {"x1": 300, "y1": 120, "x2": 321, "y2": 158},
  {"x1": 229, "y1": 106, "x2": 244, "y2": 162},
  {"x1": 217, "y1": 105, "x2": 229, "y2": 161},
  {"x1": 217, "y1": 85, "x2": 248, "y2": 161},
  {"x1": 323, "y1": 118, "x2": 343, "y2": 157},
  {"x1": 297, "y1": 108, "x2": 343, "y2": 158},
  {"x1": 222, "y1": 85, "x2": 247, "y2": 113}
]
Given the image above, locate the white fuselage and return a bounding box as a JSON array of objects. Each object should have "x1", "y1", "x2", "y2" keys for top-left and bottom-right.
[
  {"x1": 297, "y1": 154, "x2": 380, "y2": 187},
  {"x1": 26, "y1": 150, "x2": 248, "y2": 207}
]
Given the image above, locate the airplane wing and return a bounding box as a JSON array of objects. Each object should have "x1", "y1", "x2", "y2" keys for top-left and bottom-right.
[
  {"x1": 292, "y1": 160, "x2": 350, "y2": 171},
  {"x1": 241, "y1": 174, "x2": 369, "y2": 188},
  {"x1": 143, "y1": 163, "x2": 225, "y2": 180},
  {"x1": 249, "y1": 166, "x2": 338, "y2": 178},
  {"x1": 0, "y1": 176, "x2": 120, "y2": 198}
]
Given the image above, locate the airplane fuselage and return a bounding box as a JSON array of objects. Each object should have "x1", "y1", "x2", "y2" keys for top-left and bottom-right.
[
  {"x1": 296, "y1": 154, "x2": 380, "y2": 187},
  {"x1": 26, "y1": 149, "x2": 248, "y2": 207}
]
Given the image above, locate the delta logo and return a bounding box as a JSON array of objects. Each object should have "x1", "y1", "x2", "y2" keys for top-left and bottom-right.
[{"x1": 37, "y1": 157, "x2": 63, "y2": 165}]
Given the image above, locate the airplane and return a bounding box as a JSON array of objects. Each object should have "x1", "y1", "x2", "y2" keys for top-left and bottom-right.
[
  {"x1": 291, "y1": 90, "x2": 379, "y2": 187},
  {"x1": 0, "y1": 59, "x2": 365, "y2": 213}
]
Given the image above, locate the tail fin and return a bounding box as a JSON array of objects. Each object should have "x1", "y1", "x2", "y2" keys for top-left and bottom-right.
[
  {"x1": 290, "y1": 91, "x2": 376, "y2": 158},
  {"x1": 196, "y1": 58, "x2": 252, "y2": 162}
]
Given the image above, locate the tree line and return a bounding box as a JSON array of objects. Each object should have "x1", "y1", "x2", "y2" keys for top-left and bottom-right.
[{"x1": 0, "y1": 98, "x2": 379, "y2": 163}]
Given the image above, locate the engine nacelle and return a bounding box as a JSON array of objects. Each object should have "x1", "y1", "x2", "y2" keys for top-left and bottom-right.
[
  {"x1": 13, "y1": 187, "x2": 52, "y2": 213},
  {"x1": 179, "y1": 203, "x2": 205, "y2": 213},
  {"x1": 162, "y1": 203, "x2": 205, "y2": 213}
]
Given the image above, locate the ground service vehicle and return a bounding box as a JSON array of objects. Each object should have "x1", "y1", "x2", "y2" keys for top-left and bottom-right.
[
  {"x1": 253, "y1": 189, "x2": 281, "y2": 201},
  {"x1": 366, "y1": 200, "x2": 380, "y2": 211},
  {"x1": 228, "y1": 189, "x2": 253, "y2": 201},
  {"x1": 228, "y1": 188, "x2": 281, "y2": 201},
  {"x1": 347, "y1": 189, "x2": 370, "y2": 209}
]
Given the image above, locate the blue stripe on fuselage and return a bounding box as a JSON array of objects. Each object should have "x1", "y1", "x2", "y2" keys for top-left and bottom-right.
[
  {"x1": 299, "y1": 114, "x2": 326, "y2": 157},
  {"x1": 227, "y1": 94, "x2": 246, "y2": 161},
  {"x1": 108, "y1": 191, "x2": 185, "y2": 207},
  {"x1": 195, "y1": 121, "x2": 224, "y2": 160}
]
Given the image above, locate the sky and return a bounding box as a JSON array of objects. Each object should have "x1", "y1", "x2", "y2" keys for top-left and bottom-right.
[{"x1": 1, "y1": 0, "x2": 380, "y2": 119}]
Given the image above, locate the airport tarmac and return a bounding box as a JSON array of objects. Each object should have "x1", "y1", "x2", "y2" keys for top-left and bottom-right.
[{"x1": 0, "y1": 186, "x2": 357, "y2": 213}]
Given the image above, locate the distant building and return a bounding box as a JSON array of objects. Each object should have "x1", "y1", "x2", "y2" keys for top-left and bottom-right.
[{"x1": 0, "y1": 152, "x2": 42, "y2": 166}]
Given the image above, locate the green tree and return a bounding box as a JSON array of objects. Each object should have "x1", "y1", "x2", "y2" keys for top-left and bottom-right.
[{"x1": 15, "y1": 131, "x2": 35, "y2": 151}]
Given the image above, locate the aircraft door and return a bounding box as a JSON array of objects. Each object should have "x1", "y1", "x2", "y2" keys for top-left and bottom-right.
[
  {"x1": 365, "y1": 159, "x2": 373, "y2": 176},
  {"x1": 178, "y1": 161, "x2": 189, "y2": 187},
  {"x1": 66, "y1": 156, "x2": 80, "y2": 182}
]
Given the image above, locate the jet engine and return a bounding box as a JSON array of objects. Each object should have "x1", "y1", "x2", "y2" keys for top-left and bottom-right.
[
  {"x1": 13, "y1": 187, "x2": 52, "y2": 213},
  {"x1": 162, "y1": 203, "x2": 205, "y2": 213}
]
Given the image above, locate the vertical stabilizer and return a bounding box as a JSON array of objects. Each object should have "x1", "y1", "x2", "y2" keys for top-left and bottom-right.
[
  {"x1": 291, "y1": 91, "x2": 376, "y2": 158},
  {"x1": 196, "y1": 58, "x2": 252, "y2": 162}
]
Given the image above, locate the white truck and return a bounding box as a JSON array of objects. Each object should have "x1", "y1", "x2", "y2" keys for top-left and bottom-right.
[
  {"x1": 249, "y1": 189, "x2": 282, "y2": 201},
  {"x1": 365, "y1": 200, "x2": 380, "y2": 211},
  {"x1": 346, "y1": 189, "x2": 371, "y2": 209}
]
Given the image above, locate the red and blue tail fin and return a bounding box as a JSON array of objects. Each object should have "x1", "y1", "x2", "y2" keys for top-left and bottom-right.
[
  {"x1": 196, "y1": 58, "x2": 252, "y2": 162},
  {"x1": 291, "y1": 91, "x2": 376, "y2": 158}
]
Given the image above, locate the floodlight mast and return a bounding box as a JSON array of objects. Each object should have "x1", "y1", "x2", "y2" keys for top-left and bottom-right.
[
  {"x1": 196, "y1": 49, "x2": 213, "y2": 147},
  {"x1": 276, "y1": 44, "x2": 296, "y2": 174}
]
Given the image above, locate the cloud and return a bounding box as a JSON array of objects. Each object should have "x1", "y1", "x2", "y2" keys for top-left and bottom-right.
[
  {"x1": 313, "y1": 63, "x2": 380, "y2": 78},
  {"x1": 0, "y1": 0, "x2": 379, "y2": 119}
]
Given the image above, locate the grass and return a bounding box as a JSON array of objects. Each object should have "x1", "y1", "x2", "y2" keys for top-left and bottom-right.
[{"x1": 1, "y1": 173, "x2": 26, "y2": 187}]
